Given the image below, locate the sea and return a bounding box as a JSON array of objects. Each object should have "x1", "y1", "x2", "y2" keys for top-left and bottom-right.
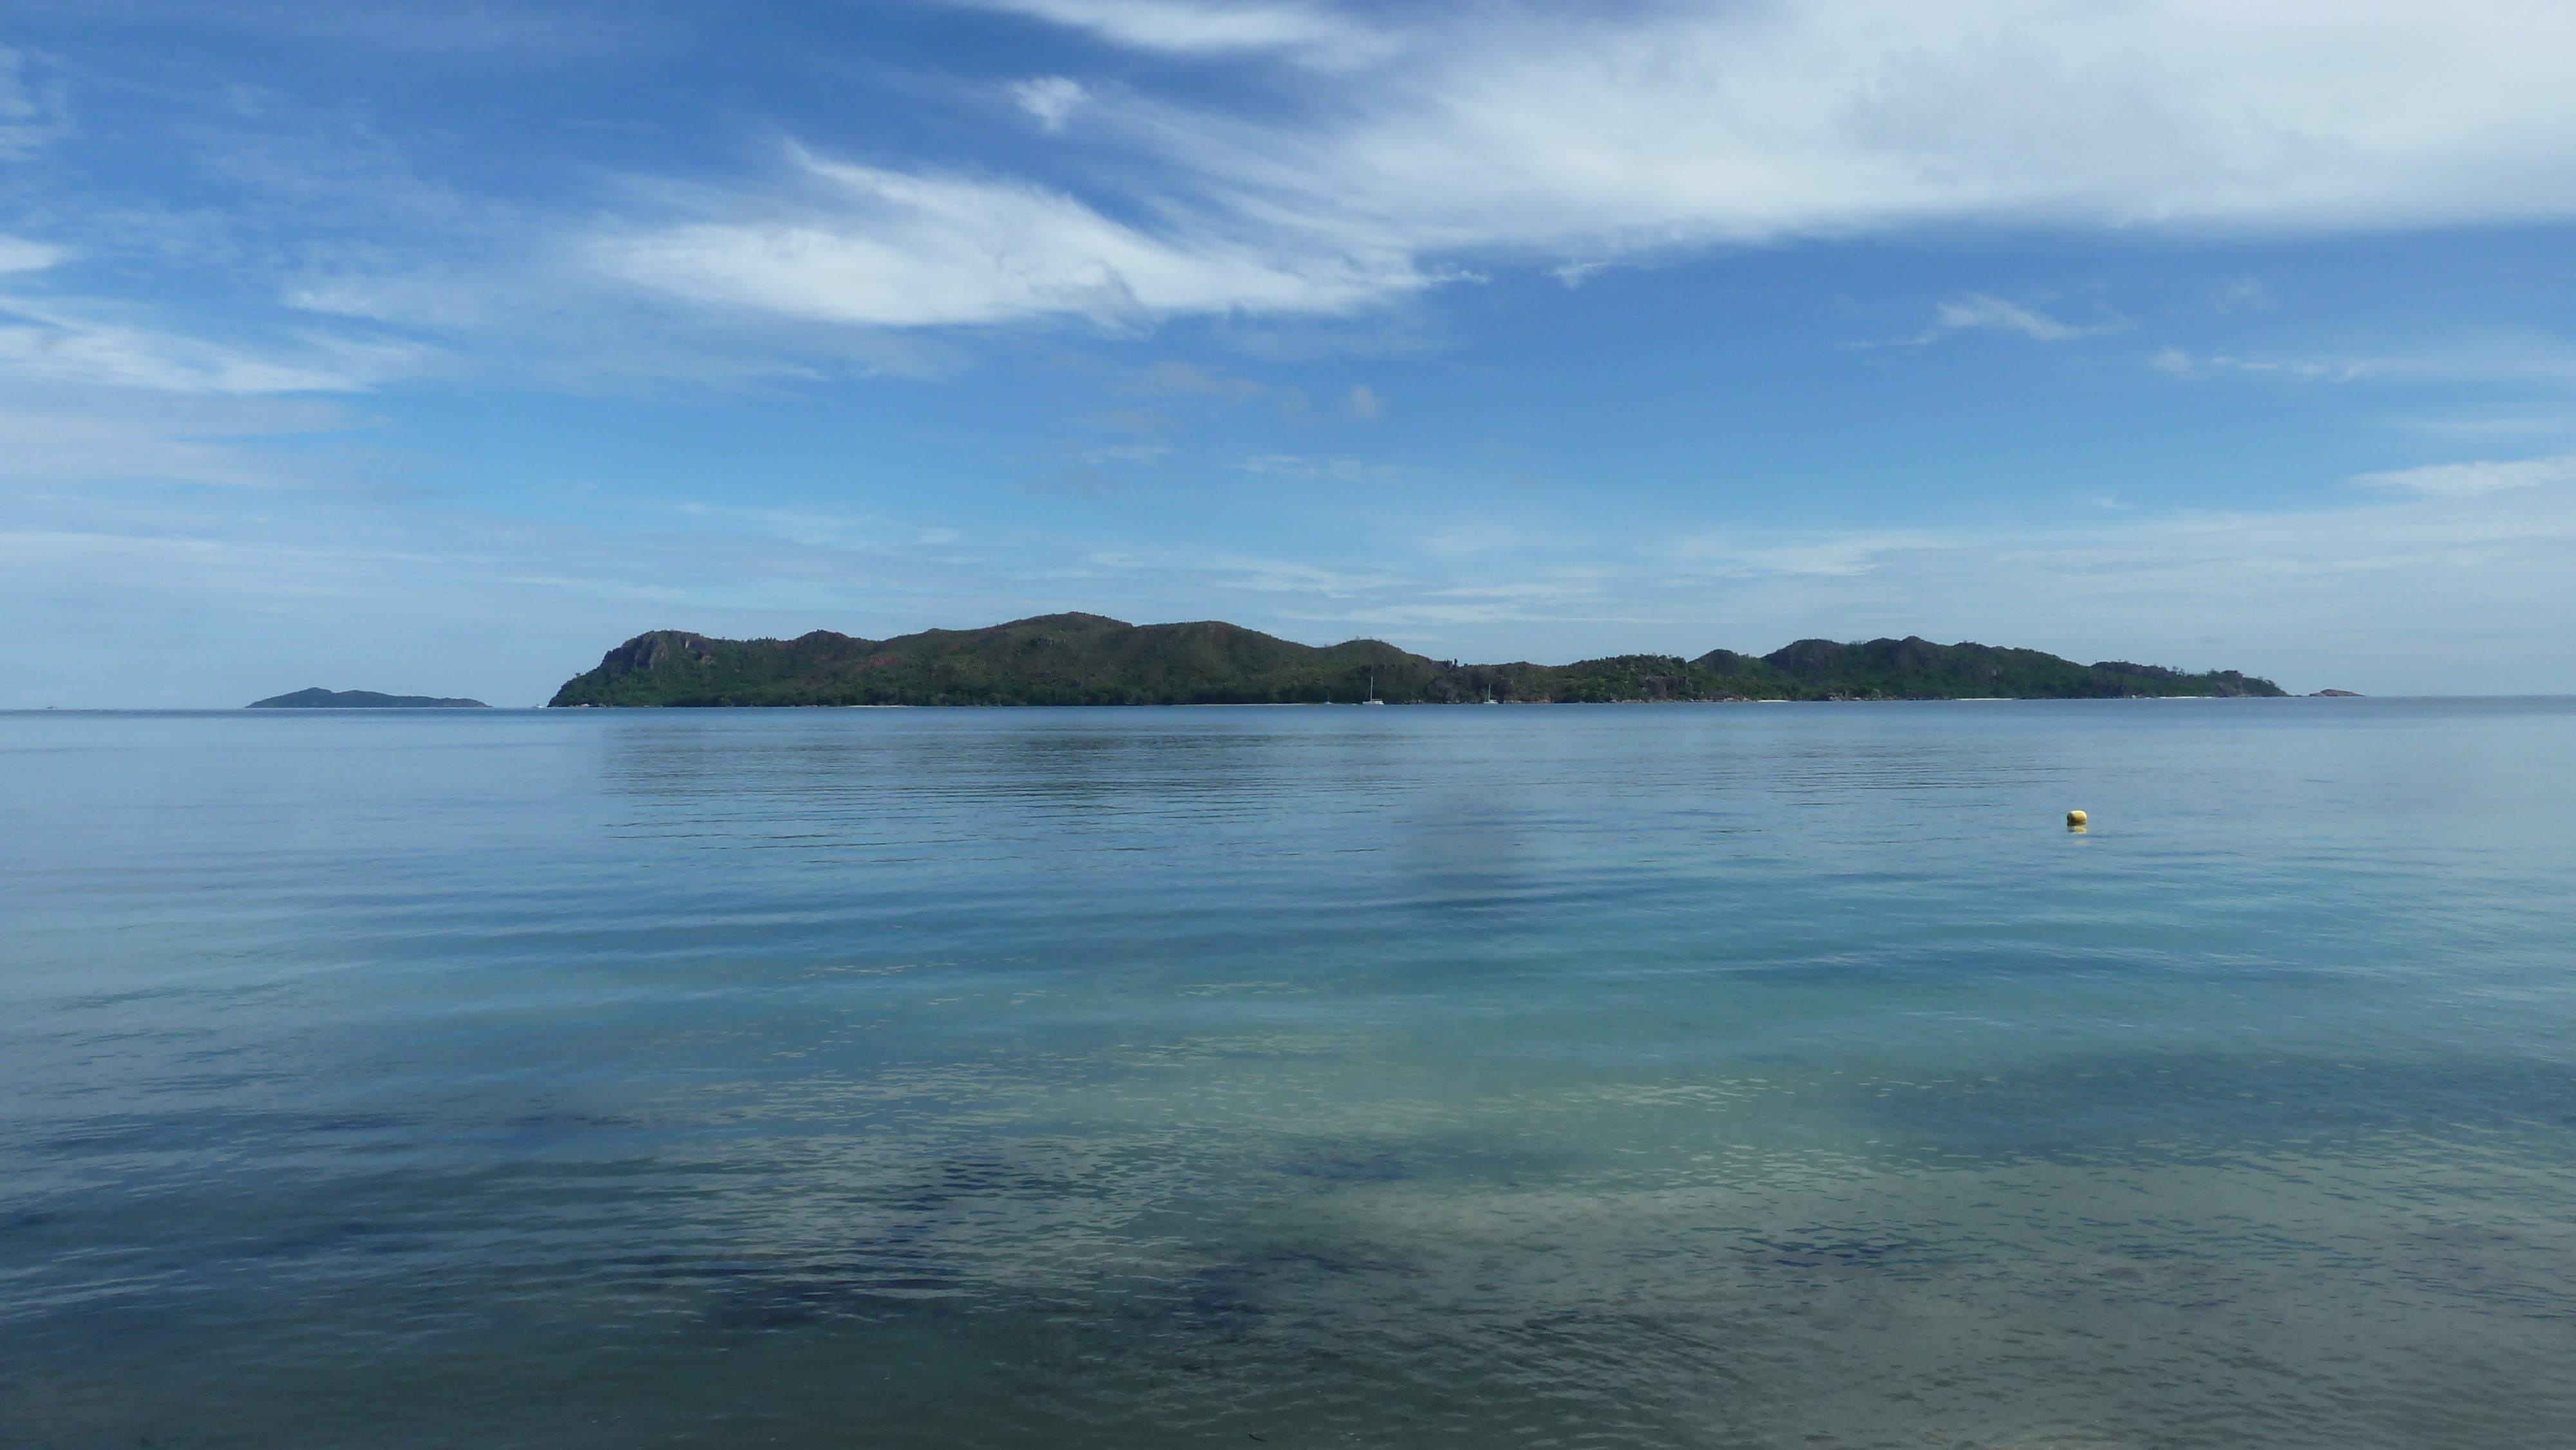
[{"x1": 4, "y1": 699, "x2": 2573, "y2": 1449}]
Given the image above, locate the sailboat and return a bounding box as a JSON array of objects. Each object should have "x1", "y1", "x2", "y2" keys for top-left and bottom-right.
[{"x1": 1361, "y1": 666, "x2": 1384, "y2": 704}]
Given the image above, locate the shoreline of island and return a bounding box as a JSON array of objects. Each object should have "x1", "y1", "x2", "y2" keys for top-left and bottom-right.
[{"x1": 541, "y1": 612, "x2": 2293, "y2": 708}]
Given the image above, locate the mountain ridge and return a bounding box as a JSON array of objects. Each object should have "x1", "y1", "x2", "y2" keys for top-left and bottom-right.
[{"x1": 547, "y1": 614, "x2": 2285, "y2": 706}]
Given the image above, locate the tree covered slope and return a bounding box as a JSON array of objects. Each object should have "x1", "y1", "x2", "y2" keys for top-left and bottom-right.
[
  {"x1": 548, "y1": 615, "x2": 2284, "y2": 706},
  {"x1": 251, "y1": 688, "x2": 490, "y2": 708}
]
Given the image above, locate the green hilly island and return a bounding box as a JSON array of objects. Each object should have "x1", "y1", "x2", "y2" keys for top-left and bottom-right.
[
  {"x1": 251, "y1": 688, "x2": 490, "y2": 708},
  {"x1": 547, "y1": 614, "x2": 2283, "y2": 707}
]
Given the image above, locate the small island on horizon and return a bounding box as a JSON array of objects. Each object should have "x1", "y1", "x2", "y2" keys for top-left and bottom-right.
[
  {"x1": 251, "y1": 688, "x2": 491, "y2": 709},
  {"x1": 546, "y1": 614, "x2": 2289, "y2": 707}
]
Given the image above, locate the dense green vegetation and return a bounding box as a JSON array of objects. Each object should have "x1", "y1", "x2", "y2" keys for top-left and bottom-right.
[
  {"x1": 251, "y1": 688, "x2": 489, "y2": 708},
  {"x1": 547, "y1": 614, "x2": 2284, "y2": 706},
  {"x1": 1719, "y1": 637, "x2": 2284, "y2": 701},
  {"x1": 548, "y1": 615, "x2": 1435, "y2": 706}
]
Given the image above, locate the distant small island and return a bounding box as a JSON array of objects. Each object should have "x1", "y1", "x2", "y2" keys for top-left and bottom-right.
[
  {"x1": 548, "y1": 614, "x2": 2286, "y2": 707},
  {"x1": 250, "y1": 688, "x2": 490, "y2": 709}
]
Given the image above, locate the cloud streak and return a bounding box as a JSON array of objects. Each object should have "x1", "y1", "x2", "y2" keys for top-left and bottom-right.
[
  {"x1": 1211, "y1": 0, "x2": 2576, "y2": 240},
  {"x1": 0, "y1": 390, "x2": 376, "y2": 489},
  {"x1": 1012, "y1": 76, "x2": 1090, "y2": 132},
  {"x1": 0, "y1": 46, "x2": 68, "y2": 159},
  {"x1": 956, "y1": 0, "x2": 1394, "y2": 66},
  {"x1": 0, "y1": 292, "x2": 425, "y2": 393},
  {"x1": 1932, "y1": 295, "x2": 2117, "y2": 343},
  {"x1": 2353, "y1": 454, "x2": 2576, "y2": 498},
  {"x1": 599, "y1": 152, "x2": 1426, "y2": 326},
  {"x1": 601, "y1": 0, "x2": 2576, "y2": 330}
]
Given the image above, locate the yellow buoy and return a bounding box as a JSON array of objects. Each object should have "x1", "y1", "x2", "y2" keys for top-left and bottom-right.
[{"x1": 2067, "y1": 809, "x2": 2088, "y2": 831}]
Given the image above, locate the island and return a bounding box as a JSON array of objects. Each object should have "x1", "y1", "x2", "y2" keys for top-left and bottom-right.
[
  {"x1": 250, "y1": 688, "x2": 491, "y2": 708},
  {"x1": 547, "y1": 614, "x2": 2286, "y2": 707}
]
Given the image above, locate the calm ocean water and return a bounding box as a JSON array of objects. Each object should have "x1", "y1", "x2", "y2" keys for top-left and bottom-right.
[{"x1": 5, "y1": 700, "x2": 2574, "y2": 1449}]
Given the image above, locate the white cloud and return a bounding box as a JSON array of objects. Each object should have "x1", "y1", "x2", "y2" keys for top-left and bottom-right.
[
  {"x1": 598, "y1": 153, "x2": 1424, "y2": 326},
  {"x1": 2385, "y1": 402, "x2": 2576, "y2": 443},
  {"x1": 1344, "y1": 382, "x2": 1380, "y2": 419},
  {"x1": 0, "y1": 390, "x2": 372, "y2": 489},
  {"x1": 0, "y1": 236, "x2": 64, "y2": 274},
  {"x1": 2150, "y1": 338, "x2": 2576, "y2": 389},
  {"x1": 1231, "y1": 452, "x2": 1387, "y2": 482},
  {"x1": 1669, "y1": 528, "x2": 1959, "y2": 579},
  {"x1": 612, "y1": 0, "x2": 2576, "y2": 330},
  {"x1": 1028, "y1": 467, "x2": 1119, "y2": 497},
  {"x1": 0, "y1": 294, "x2": 423, "y2": 393},
  {"x1": 1281, "y1": 0, "x2": 2576, "y2": 240},
  {"x1": 0, "y1": 46, "x2": 67, "y2": 159},
  {"x1": 1013, "y1": 76, "x2": 1091, "y2": 133},
  {"x1": 956, "y1": 0, "x2": 1393, "y2": 66},
  {"x1": 1933, "y1": 294, "x2": 2112, "y2": 343},
  {"x1": 1046, "y1": 438, "x2": 1175, "y2": 469},
  {"x1": 2352, "y1": 454, "x2": 2576, "y2": 498},
  {"x1": 285, "y1": 272, "x2": 495, "y2": 328},
  {"x1": 2148, "y1": 348, "x2": 2382, "y2": 382},
  {"x1": 1128, "y1": 359, "x2": 1271, "y2": 398},
  {"x1": 52, "y1": 1, "x2": 649, "y2": 57}
]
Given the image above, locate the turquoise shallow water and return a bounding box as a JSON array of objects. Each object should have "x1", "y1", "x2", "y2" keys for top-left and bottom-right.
[{"x1": 4, "y1": 700, "x2": 2574, "y2": 1449}]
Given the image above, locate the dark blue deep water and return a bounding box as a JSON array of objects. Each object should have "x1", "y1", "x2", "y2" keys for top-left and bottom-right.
[{"x1": 5, "y1": 700, "x2": 2574, "y2": 1448}]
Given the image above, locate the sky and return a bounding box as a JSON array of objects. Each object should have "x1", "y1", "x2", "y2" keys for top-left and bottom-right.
[{"x1": 4, "y1": 0, "x2": 2575, "y2": 705}]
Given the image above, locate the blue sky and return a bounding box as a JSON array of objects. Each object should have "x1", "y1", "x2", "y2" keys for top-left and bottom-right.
[{"x1": 5, "y1": 0, "x2": 2574, "y2": 704}]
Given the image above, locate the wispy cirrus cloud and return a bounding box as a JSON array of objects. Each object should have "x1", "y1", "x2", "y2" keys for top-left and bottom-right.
[
  {"x1": 1012, "y1": 76, "x2": 1090, "y2": 133},
  {"x1": 1222, "y1": 0, "x2": 2576, "y2": 241},
  {"x1": 0, "y1": 46, "x2": 70, "y2": 158},
  {"x1": 2149, "y1": 346, "x2": 2381, "y2": 381},
  {"x1": 1856, "y1": 293, "x2": 2125, "y2": 348},
  {"x1": 0, "y1": 236, "x2": 66, "y2": 274},
  {"x1": 15, "y1": 0, "x2": 651, "y2": 57},
  {"x1": 954, "y1": 0, "x2": 1394, "y2": 66},
  {"x1": 1931, "y1": 295, "x2": 2119, "y2": 343},
  {"x1": 2352, "y1": 454, "x2": 2576, "y2": 498},
  {"x1": 0, "y1": 390, "x2": 376, "y2": 489},
  {"x1": 0, "y1": 292, "x2": 427, "y2": 393},
  {"x1": 601, "y1": 0, "x2": 2576, "y2": 331},
  {"x1": 2150, "y1": 337, "x2": 2576, "y2": 389},
  {"x1": 1231, "y1": 451, "x2": 1391, "y2": 482},
  {"x1": 596, "y1": 151, "x2": 1426, "y2": 327}
]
